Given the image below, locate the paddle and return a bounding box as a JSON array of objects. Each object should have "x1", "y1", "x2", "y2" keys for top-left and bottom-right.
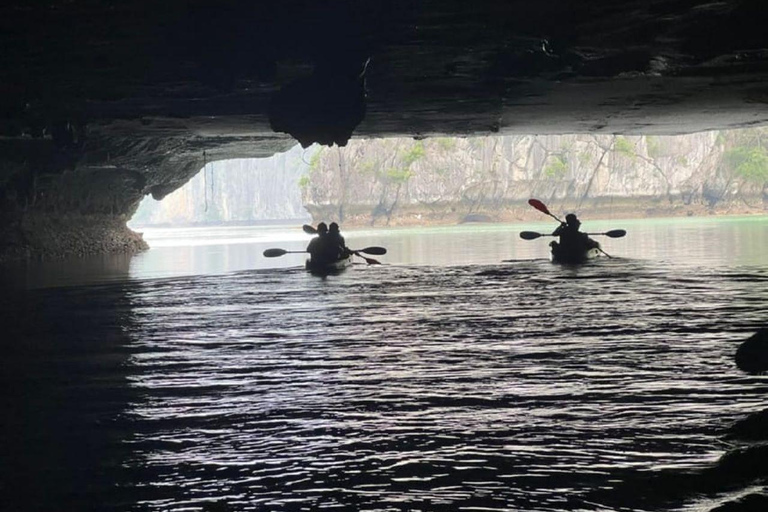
[
  {"x1": 349, "y1": 246, "x2": 387, "y2": 265},
  {"x1": 528, "y1": 198, "x2": 564, "y2": 224},
  {"x1": 354, "y1": 246, "x2": 387, "y2": 255},
  {"x1": 302, "y1": 224, "x2": 317, "y2": 235},
  {"x1": 263, "y1": 248, "x2": 308, "y2": 257},
  {"x1": 520, "y1": 229, "x2": 626, "y2": 240},
  {"x1": 595, "y1": 246, "x2": 613, "y2": 259},
  {"x1": 263, "y1": 246, "x2": 387, "y2": 258},
  {"x1": 352, "y1": 251, "x2": 380, "y2": 265}
]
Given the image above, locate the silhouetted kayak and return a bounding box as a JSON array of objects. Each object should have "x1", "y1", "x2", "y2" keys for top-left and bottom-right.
[
  {"x1": 305, "y1": 255, "x2": 354, "y2": 274},
  {"x1": 550, "y1": 240, "x2": 601, "y2": 264}
]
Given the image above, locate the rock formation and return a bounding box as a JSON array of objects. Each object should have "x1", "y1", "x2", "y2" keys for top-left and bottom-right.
[
  {"x1": 302, "y1": 131, "x2": 768, "y2": 226},
  {"x1": 2, "y1": 1, "x2": 768, "y2": 259},
  {"x1": 735, "y1": 328, "x2": 768, "y2": 375},
  {"x1": 132, "y1": 145, "x2": 315, "y2": 225}
]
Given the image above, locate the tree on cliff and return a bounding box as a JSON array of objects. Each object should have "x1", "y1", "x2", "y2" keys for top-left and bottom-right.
[
  {"x1": 302, "y1": 130, "x2": 767, "y2": 225},
  {"x1": 720, "y1": 129, "x2": 768, "y2": 207},
  {"x1": 371, "y1": 141, "x2": 423, "y2": 225}
]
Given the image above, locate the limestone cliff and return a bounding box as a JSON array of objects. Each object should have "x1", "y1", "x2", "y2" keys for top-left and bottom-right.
[
  {"x1": 132, "y1": 145, "x2": 316, "y2": 225},
  {"x1": 302, "y1": 130, "x2": 768, "y2": 226}
]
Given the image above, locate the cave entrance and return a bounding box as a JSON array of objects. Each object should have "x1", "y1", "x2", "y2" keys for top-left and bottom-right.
[
  {"x1": 124, "y1": 129, "x2": 767, "y2": 279},
  {"x1": 125, "y1": 144, "x2": 318, "y2": 277},
  {"x1": 129, "y1": 145, "x2": 315, "y2": 228}
]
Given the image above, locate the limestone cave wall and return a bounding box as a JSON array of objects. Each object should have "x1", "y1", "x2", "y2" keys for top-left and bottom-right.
[{"x1": 0, "y1": 120, "x2": 294, "y2": 260}]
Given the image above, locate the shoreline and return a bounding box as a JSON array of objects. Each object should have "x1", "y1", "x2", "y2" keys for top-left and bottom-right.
[
  {"x1": 130, "y1": 207, "x2": 768, "y2": 232},
  {"x1": 302, "y1": 196, "x2": 767, "y2": 229}
]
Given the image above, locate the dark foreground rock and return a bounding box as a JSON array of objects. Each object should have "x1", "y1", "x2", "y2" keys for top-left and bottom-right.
[
  {"x1": 725, "y1": 409, "x2": 768, "y2": 442},
  {"x1": 593, "y1": 328, "x2": 768, "y2": 510},
  {"x1": 735, "y1": 328, "x2": 768, "y2": 375},
  {"x1": 590, "y1": 445, "x2": 768, "y2": 510},
  {"x1": 710, "y1": 492, "x2": 768, "y2": 512}
]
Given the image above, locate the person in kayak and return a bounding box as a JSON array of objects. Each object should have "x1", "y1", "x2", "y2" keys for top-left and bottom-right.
[
  {"x1": 306, "y1": 222, "x2": 329, "y2": 262},
  {"x1": 550, "y1": 213, "x2": 599, "y2": 258},
  {"x1": 326, "y1": 222, "x2": 351, "y2": 260}
]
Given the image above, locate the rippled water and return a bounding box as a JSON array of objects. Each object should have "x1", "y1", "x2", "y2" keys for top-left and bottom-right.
[{"x1": 2, "y1": 218, "x2": 768, "y2": 512}]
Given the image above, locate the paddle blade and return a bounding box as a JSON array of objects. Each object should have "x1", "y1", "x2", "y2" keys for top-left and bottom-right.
[
  {"x1": 352, "y1": 251, "x2": 381, "y2": 265},
  {"x1": 605, "y1": 229, "x2": 627, "y2": 238},
  {"x1": 528, "y1": 198, "x2": 550, "y2": 215},
  {"x1": 357, "y1": 246, "x2": 387, "y2": 255},
  {"x1": 302, "y1": 224, "x2": 317, "y2": 235},
  {"x1": 263, "y1": 248, "x2": 288, "y2": 258},
  {"x1": 519, "y1": 231, "x2": 543, "y2": 240}
]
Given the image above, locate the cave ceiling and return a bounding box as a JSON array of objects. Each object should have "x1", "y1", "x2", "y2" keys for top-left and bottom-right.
[{"x1": 3, "y1": 0, "x2": 768, "y2": 150}]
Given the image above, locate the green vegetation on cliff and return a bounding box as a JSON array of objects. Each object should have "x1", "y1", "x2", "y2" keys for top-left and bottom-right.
[
  {"x1": 722, "y1": 131, "x2": 768, "y2": 183},
  {"x1": 133, "y1": 130, "x2": 768, "y2": 227},
  {"x1": 725, "y1": 146, "x2": 768, "y2": 182},
  {"x1": 302, "y1": 129, "x2": 768, "y2": 226}
]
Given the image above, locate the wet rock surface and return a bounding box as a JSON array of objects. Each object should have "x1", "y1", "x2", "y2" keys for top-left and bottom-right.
[
  {"x1": 589, "y1": 328, "x2": 768, "y2": 511},
  {"x1": 710, "y1": 492, "x2": 768, "y2": 512},
  {"x1": 726, "y1": 409, "x2": 768, "y2": 442},
  {"x1": 1, "y1": 1, "x2": 768, "y2": 258},
  {"x1": 735, "y1": 328, "x2": 768, "y2": 375},
  {"x1": 591, "y1": 446, "x2": 768, "y2": 511}
]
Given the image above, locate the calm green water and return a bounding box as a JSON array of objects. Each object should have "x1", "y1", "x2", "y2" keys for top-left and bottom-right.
[{"x1": 7, "y1": 215, "x2": 767, "y2": 289}]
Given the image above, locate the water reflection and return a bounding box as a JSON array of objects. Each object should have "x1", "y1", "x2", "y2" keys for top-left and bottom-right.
[
  {"x1": 117, "y1": 261, "x2": 766, "y2": 511},
  {"x1": 0, "y1": 252, "x2": 134, "y2": 289},
  {"x1": 0, "y1": 216, "x2": 766, "y2": 511},
  {"x1": 2, "y1": 216, "x2": 765, "y2": 289},
  {"x1": 131, "y1": 215, "x2": 768, "y2": 277}
]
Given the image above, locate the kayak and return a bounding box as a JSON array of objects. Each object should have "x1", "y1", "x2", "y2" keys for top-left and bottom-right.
[
  {"x1": 550, "y1": 241, "x2": 601, "y2": 264},
  {"x1": 305, "y1": 255, "x2": 354, "y2": 274}
]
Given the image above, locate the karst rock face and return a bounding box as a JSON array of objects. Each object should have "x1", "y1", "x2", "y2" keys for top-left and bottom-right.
[{"x1": 1, "y1": 1, "x2": 767, "y2": 260}]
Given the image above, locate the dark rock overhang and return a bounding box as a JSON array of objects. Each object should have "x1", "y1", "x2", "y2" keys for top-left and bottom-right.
[
  {"x1": 1, "y1": 0, "x2": 767, "y2": 260},
  {"x1": 3, "y1": 0, "x2": 768, "y2": 145}
]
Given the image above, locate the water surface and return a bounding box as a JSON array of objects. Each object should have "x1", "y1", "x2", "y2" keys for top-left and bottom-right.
[{"x1": 1, "y1": 216, "x2": 767, "y2": 511}]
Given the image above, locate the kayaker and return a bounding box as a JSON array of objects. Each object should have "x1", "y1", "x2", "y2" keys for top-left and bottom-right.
[
  {"x1": 551, "y1": 213, "x2": 599, "y2": 256},
  {"x1": 552, "y1": 213, "x2": 581, "y2": 238},
  {"x1": 326, "y1": 222, "x2": 351, "y2": 259},
  {"x1": 306, "y1": 222, "x2": 329, "y2": 262}
]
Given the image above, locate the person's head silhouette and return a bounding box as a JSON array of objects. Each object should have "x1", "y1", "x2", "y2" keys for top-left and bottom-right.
[
  {"x1": 317, "y1": 222, "x2": 328, "y2": 235},
  {"x1": 329, "y1": 222, "x2": 340, "y2": 234},
  {"x1": 565, "y1": 213, "x2": 580, "y2": 229}
]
